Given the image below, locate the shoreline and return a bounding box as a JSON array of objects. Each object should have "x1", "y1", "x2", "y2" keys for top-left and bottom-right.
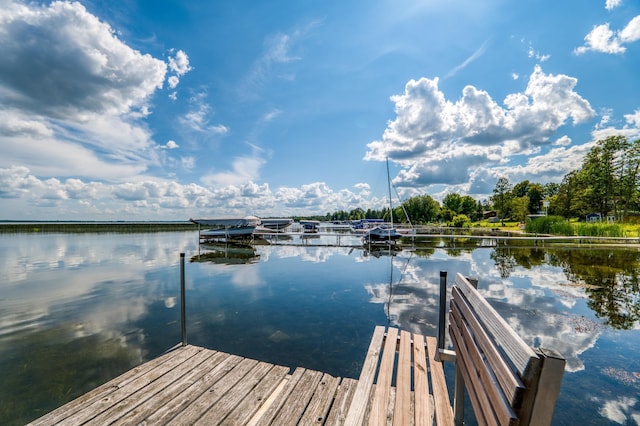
[
  {"x1": 0, "y1": 221, "x2": 197, "y2": 233},
  {"x1": 1, "y1": 222, "x2": 639, "y2": 248}
]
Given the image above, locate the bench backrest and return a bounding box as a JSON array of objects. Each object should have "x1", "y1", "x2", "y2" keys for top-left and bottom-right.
[{"x1": 449, "y1": 273, "x2": 565, "y2": 426}]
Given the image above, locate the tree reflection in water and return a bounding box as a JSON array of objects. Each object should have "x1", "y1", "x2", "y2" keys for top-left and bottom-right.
[{"x1": 491, "y1": 247, "x2": 640, "y2": 330}]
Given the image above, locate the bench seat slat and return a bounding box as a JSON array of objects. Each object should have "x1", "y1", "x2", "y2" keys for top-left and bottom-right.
[
  {"x1": 452, "y1": 286, "x2": 525, "y2": 406},
  {"x1": 454, "y1": 274, "x2": 537, "y2": 376},
  {"x1": 449, "y1": 322, "x2": 491, "y2": 425},
  {"x1": 450, "y1": 304, "x2": 519, "y2": 426}
]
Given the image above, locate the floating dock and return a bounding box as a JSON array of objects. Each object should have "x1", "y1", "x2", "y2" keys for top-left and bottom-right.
[{"x1": 29, "y1": 327, "x2": 445, "y2": 425}]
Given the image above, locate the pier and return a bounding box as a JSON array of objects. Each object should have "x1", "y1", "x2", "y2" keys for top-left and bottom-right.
[{"x1": 29, "y1": 328, "x2": 444, "y2": 425}]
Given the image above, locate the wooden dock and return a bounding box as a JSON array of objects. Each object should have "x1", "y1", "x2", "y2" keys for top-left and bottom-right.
[{"x1": 29, "y1": 326, "x2": 447, "y2": 425}]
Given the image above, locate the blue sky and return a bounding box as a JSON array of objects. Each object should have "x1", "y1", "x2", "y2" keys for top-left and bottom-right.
[{"x1": 1, "y1": 0, "x2": 639, "y2": 220}]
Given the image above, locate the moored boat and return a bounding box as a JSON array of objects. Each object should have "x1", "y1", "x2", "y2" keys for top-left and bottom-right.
[
  {"x1": 260, "y1": 218, "x2": 294, "y2": 231},
  {"x1": 363, "y1": 158, "x2": 402, "y2": 244},
  {"x1": 190, "y1": 216, "x2": 261, "y2": 228},
  {"x1": 362, "y1": 225, "x2": 402, "y2": 243},
  {"x1": 300, "y1": 220, "x2": 320, "y2": 233},
  {"x1": 190, "y1": 216, "x2": 260, "y2": 241}
]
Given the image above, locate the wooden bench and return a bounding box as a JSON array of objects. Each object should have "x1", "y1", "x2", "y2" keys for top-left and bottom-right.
[
  {"x1": 443, "y1": 272, "x2": 566, "y2": 425},
  {"x1": 344, "y1": 272, "x2": 565, "y2": 425}
]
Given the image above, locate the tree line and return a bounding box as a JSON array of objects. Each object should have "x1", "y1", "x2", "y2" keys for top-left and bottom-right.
[{"x1": 306, "y1": 135, "x2": 640, "y2": 226}]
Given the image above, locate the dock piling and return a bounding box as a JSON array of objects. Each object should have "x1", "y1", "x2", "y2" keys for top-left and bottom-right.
[
  {"x1": 437, "y1": 270, "x2": 447, "y2": 352},
  {"x1": 180, "y1": 252, "x2": 187, "y2": 346}
]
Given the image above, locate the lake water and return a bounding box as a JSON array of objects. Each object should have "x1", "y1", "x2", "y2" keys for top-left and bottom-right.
[{"x1": 1, "y1": 231, "x2": 640, "y2": 425}]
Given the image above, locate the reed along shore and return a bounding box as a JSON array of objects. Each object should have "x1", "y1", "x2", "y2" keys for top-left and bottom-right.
[{"x1": 0, "y1": 221, "x2": 198, "y2": 233}]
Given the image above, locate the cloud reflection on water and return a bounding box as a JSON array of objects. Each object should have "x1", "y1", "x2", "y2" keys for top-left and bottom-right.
[{"x1": 2, "y1": 234, "x2": 640, "y2": 425}]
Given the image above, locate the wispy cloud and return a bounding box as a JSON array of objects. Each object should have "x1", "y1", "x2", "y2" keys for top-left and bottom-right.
[
  {"x1": 179, "y1": 93, "x2": 228, "y2": 135},
  {"x1": 239, "y1": 20, "x2": 321, "y2": 99},
  {"x1": 446, "y1": 39, "x2": 490, "y2": 78},
  {"x1": 200, "y1": 143, "x2": 268, "y2": 187},
  {"x1": 261, "y1": 108, "x2": 283, "y2": 123}
]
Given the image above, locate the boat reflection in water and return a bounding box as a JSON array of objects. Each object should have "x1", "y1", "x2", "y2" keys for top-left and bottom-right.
[
  {"x1": 362, "y1": 244, "x2": 402, "y2": 258},
  {"x1": 190, "y1": 243, "x2": 260, "y2": 265}
]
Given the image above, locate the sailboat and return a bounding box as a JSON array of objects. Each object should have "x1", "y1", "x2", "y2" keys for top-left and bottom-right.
[{"x1": 363, "y1": 158, "x2": 402, "y2": 244}]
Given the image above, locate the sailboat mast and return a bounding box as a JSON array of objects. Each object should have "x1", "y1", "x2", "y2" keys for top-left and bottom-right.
[{"x1": 386, "y1": 157, "x2": 393, "y2": 227}]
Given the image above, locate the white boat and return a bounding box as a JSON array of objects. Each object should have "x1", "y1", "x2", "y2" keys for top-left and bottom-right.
[
  {"x1": 190, "y1": 216, "x2": 261, "y2": 227},
  {"x1": 300, "y1": 220, "x2": 320, "y2": 233},
  {"x1": 260, "y1": 218, "x2": 294, "y2": 231},
  {"x1": 351, "y1": 219, "x2": 385, "y2": 234},
  {"x1": 190, "y1": 216, "x2": 260, "y2": 240},
  {"x1": 199, "y1": 227, "x2": 256, "y2": 238},
  {"x1": 363, "y1": 159, "x2": 402, "y2": 245},
  {"x1": 363, "y1": 225, "x2": 402, "y2": 242}
]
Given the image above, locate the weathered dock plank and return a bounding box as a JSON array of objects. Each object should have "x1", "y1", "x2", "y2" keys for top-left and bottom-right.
[
  {"x1": 426, "y1": 336, "x2": 454, "y2": 426},
  {"x1": 219, "y1": 364, "x2": 289, "y2": 425},
  {"x1": 369, "y1": 326, "x2": 398, "y2": 425},
  {"x1": 197, "y1": 361, "x2": 274, "y2": 424},
  {"x1": 246, "y1": 367, "x2": 306, "y2": 426},
  {"x1": 110, "y1": 349, "x2": 225, "y2": 425},
  {"x1": 141, "y1": 352, "x2": 242, "y2": 424},
  {"x1": 298, "y1": 372, "x2": 341, "y2": 425},
  {"x1": 270, "y1": 369, "x2": 323, "y2": 424},
  {"x1": 166, "y1": 357, "x2": 259, "y2": 424},
  {"x1": 393, "y1": 329, "x2": 412, "y2": 426},
  {"x1": 324, "y1": 377, "x2": 357, "y2": 426},
  {"x1": 412, "y1": 333, "x2": 432, "y2": 426},
  {"x1": 343, "y1": 325, "x2": 386, "y2": 425}
]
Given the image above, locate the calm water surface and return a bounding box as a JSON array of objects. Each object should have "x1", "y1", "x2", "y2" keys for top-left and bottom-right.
[{"x1": 1, "y1": 232, "x2": 640, "y2": 425}]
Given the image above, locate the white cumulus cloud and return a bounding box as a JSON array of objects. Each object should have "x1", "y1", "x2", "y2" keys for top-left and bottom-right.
[
  {"x1": 575, "y1": 15, "x2": 640, "y2": 55},
  {"x1": 366, "y1": 66, "x2": 594, "y2": 190},
  {"x1": 605, "y1": 0, "x2": 623, "y2": 10},
  {"x1": 168, "y1": 50, "x2": 192, "y2": 76},
  {"x1": 0, "y1": 1, "x2": 168, "y2": 181}
]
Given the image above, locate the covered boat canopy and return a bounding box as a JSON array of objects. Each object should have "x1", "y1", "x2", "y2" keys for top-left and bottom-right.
[
  {"x1": 260, "y1": 218, "x2": 294, "y2": 230},
  {"x1": 190, "y1": 216, "x2": 261, "y2": 227}
]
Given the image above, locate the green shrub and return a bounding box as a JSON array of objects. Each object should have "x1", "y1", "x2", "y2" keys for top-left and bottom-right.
[{"x1": 449, "y1": 214, "x2": 471, "y2": 228}]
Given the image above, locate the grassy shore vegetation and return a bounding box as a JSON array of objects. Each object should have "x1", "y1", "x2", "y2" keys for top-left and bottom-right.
[
  {"x1": 0, "y1": 222, "x2": 198, "y2": 233},
  {"x1": 523, "y1": 216, "x2": 637, "y2": 238}
]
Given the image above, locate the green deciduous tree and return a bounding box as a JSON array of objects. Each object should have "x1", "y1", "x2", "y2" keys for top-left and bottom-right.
[
  {"x1": 512, "y1": 196, "x2": 530, "y2": 223},
  {"x1": 443, "y1": 193, "x2": 462, "y2": 213},
  {"x1": 401, "y1": 194, "x2": 441, "y2": 224},
  {"x1": 491, "y1": 177, "x2": 513, "y2": 224}
]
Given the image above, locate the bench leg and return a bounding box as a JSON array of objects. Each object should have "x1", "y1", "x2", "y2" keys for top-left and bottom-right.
[{"x1": 454, "y1": 363, "x2": 465, "y2": 426}]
